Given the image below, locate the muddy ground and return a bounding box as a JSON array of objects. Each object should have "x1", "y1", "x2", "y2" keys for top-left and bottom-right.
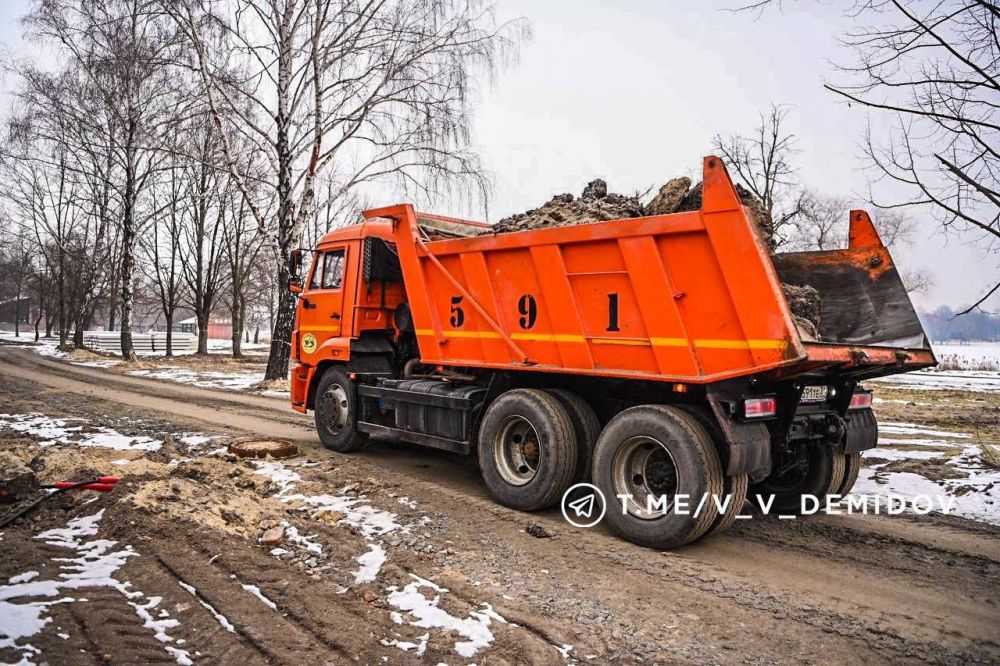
[{"x1": 1, "y1": 346, "x2": 999, "y2": 665}]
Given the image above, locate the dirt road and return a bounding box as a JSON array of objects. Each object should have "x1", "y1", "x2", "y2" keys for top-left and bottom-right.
[{"x1": 1, "y1": 345, "x2": 998, "y2": 665}]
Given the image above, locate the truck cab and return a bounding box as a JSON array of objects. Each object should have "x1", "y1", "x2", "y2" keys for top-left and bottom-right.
[{"x1": 289, "y1": 221, "x2": 408, "y2": 413}]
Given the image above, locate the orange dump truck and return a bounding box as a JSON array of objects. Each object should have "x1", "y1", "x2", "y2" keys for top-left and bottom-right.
[{"x1": 287, "y1": 157, "x2": 935, "y2": 548}]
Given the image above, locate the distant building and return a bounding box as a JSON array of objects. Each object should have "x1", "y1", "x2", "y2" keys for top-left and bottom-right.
[
  {"x1": 177, "y1": 316, "x2": 233, "y2": 340},
  {"x1": 0, "y1": 297, "x2": 32, "y2": 325}
]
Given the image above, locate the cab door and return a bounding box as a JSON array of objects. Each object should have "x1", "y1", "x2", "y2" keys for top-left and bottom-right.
[{"x1": 298, "y1": 245, "x2": 349, "y2": 360}]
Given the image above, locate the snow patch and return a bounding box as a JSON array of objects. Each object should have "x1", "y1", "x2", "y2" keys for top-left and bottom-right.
[
  {"x1": 178, "y1": 581, "x2": 236, "y2": 633},
  {"x1": 352, "y1": 544, "x2": 387, "y2": 584},
  {"x1": 128, "y1": 366, "x2": 261, "y2": 392},
  {"x1": 0, "y1": 413, "x2": 161, "y2": 451},
  {"x1": 385, "y1": 574, "x2": 507, "y2": 658},
  {"x1": 240, "y1": 584, "x2": 278, "y2": 610}
]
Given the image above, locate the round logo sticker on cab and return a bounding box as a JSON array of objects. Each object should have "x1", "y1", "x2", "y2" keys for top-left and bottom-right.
[{"x1": 301, "y1": 333, "x2": 318, "y2": 354}]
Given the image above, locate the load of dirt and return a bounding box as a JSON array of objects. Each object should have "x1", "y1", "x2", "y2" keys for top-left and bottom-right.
[
  {"x1": 782, "y1": 284, "x2": 823, "y2": 341},
  {"x1": 484, "y1": 175, "x2": 778, "y2": 248},
  {"x1": 485, "y1": 179, "x2": 646, "y2": 235}
]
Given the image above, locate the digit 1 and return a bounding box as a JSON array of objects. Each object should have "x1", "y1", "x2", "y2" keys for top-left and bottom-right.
[{"x1": 606, "y1": 293, "x2": 620, "y2": 332}]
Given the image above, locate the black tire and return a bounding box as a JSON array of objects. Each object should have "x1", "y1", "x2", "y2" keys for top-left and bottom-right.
[
  {"x1": 314, "y1": 366, "x2": 368, "y2": 452},
  {"x1": 547, "y1": 389, "x2": 600, "y2": 483},
  {"x1": 751, "y1": 443, "x2": 845, "y2": 514},
  {"x1": 477, "y1": 389, "x2": 578, "y2": 512},
  {"x1": 592, "y1": 405, "x2": 724, "y2": 549},
  {"x1": 837, "y1": 452, "x2": 862, "y2": 496},
  {"x1": 675, "y1": 405, "x2": 749, "y2": 539}
]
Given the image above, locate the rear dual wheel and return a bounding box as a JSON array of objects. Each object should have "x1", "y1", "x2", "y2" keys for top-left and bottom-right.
[
  {"x1": 592, "y1": 405, "x2": 725, "y2": 549},
  {"x1": 478, "y1": 389, "x2": 578, "y2": 511},
  {"x1": 676, "y1": 405, "x2": 748, "y2": 539},
  {"x1": 750, "y1": 443, "x2": 845, "y2": 514}
]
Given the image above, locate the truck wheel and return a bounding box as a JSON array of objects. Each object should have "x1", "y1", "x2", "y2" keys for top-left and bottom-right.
[
  {"x1": 592, "y1": 405, "x2": 724, "y2": 549},
  {"x1": 478, "y1": 389, "x2": 577, "y2": 511},
  {"x1": 751, "y1": 443, "x2": 844, "y2": 514},
  {"x1": 837, "y1": 452, "x2": 862, "y2": 496},
  {"x1": 675, "y1": 405, "x2": 748, "y2": 539},
  {"x1": 314, "y1": 367, "x2": 368, "y2": 452},
  {"x1": 548, "y1": 389, "x2": 600, "y2": 483}
]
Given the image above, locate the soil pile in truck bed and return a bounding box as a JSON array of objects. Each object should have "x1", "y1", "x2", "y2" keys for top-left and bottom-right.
[
  {"x1": 483, "y1": 175, "x2": 820, "y2": 338},
  {"x1": 781, "y1": 284, "x2": 822, "y2": 341},
  {"x1": 485, "y1": 179, "x2": 646, "y2": 235},
  {"x1": 484, "y1": 176, "x2": 776, "y2": 248}
]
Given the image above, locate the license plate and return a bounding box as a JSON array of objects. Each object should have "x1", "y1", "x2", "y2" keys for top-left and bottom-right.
[{"x1": 801, "y1": 386, "x2": 829, "y2": 403}]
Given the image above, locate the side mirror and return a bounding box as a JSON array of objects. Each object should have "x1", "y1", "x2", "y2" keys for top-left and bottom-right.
[{"x1": 288, "y1": 249, "x2": 303, "y2": 294}]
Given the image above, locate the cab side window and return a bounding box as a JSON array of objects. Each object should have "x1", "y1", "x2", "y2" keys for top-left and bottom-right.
[
  {"x1": 321, "y1": 250, "x2": 345, "y2": 289},
  {"x1": 308, "y1": 249, "x2": 346, "y2": 291}
]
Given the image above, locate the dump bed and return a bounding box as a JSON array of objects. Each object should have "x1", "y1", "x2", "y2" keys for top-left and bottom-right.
[{"x1": 364, "y1": 157, "x2": 934, "y2": 384}]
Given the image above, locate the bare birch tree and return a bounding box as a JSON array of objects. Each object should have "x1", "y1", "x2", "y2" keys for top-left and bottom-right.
[
  {"x1": 162, "y1": 0, "x2": 527, "y2": 380},
  {"x1": 25, "y1": 0, "x2": 184, "y2": 359}
]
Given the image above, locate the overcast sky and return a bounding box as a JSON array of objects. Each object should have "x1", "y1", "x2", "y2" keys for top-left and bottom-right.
[{"x1": 0, "y1": 0, "x2": 993, "y2": 312}]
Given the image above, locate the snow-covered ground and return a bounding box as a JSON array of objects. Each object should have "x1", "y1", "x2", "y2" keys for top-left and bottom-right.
[
  {"x1": 932, "y1": 341, "x2": 1000, "y2": 370},
  {"x1": 127, "y1": 366, "x2": 263, "y2": 392},
  {"x1": 871, "y1": 370, "x2": 1000, "y2": 393},
  {"x1": 854, "y1": 420, "x2": 999, "y2": 525},
  {"x1": 0, "y1": 330, "x2": 285, "y2": 395},
  {"x1": 869, "y1": 340, "x2": 1000, "y2": 393},
  {"x1": 0, "y1": 330, "x2": 268, "y2": 358},
  {"x1": 0, "y1": 413, "x2": 162, "y2": 452}
]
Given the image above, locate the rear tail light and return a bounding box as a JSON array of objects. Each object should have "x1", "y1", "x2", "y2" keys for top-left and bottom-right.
[
  {"x1": 849, "y1": 392, "x2": 873, "y2": 410},
  {"x1": 743, "y1": 396, "x2": 777, "y2": 419}
]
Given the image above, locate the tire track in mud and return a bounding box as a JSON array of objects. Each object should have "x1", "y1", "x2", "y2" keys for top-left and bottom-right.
[
  {"x1": 381, "y1": 471, "x2": 1000, "y2": 665},
  {"x1": 3, "y1": 347, "x2": 999, "y2": 664}
]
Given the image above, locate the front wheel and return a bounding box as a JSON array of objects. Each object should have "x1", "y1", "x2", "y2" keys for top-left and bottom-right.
[{"x1": 314, "y1": 367, "x2": 368, "y2": 452}]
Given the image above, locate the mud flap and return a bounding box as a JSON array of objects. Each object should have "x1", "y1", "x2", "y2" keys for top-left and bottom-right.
[
  {"x1": 706, "y1": 394, "x2": 771, "y2": 476},
  {"x1": 844, "y1": 408, "x2": 878, "y2": 454}
]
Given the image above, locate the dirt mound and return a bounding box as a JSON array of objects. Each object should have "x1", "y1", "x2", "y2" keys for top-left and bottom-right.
[
  {"x1": 782, "y1": 284, "x2": 823, "y2": 341},
  {"x1": 485, "y1": 176, "x2": 778, "y2": 249},
  {"x1": 484, "y1": 179, "x2": 646, "y2": 235}
]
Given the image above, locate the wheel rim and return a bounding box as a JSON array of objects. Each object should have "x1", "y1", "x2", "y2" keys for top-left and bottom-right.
[
  {"x1": 319, "y1": 383, "x2": 350, "y2": 436},
  {"x1": 612, "y1": 435, "x2": 679, "y2": 520},
  {"x1": 493, "y1": 415, "x2": 541, "y2": 486}
]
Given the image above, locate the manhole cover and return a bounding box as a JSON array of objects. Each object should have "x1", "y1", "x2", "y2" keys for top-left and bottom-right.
[{"x1": 228, "y1": 439, "x2": 299, "y2": 460}]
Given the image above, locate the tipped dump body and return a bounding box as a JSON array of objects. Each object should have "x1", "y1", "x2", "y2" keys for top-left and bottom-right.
[{"x1": 364, "y1": 157, "x2": 934, "y2": 385}]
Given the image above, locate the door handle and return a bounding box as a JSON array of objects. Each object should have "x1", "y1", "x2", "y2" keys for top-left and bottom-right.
[
  {"x1": 330, "y1": 312, "x2": 341, "y2": 320},
  {"x1": 302, "y1": 297, "x2": 316, "y2": 310}
]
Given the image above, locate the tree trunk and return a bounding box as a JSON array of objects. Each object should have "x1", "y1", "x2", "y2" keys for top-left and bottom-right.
[
  {"x1": 254, "y1": 326, "x2": 260, "y2": 344},
  {"x1": 196, "y1": 311, "x2": 209, "y2": 355},
  {"x1": 73, "y1": 325, "x2": 84, "y2": 348},
  {"x1": 119, "y1": 133, "x2": 138, "y2": 361},
  {"x1": 264, "y1": 275, "x2": 294, "y2": 380},
  {"x1": 165, "y1": 313, "x2": 174, "y2": 357},
  {"x1": 232, "y1": 293, "x2": 244, "y2": 358}
]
